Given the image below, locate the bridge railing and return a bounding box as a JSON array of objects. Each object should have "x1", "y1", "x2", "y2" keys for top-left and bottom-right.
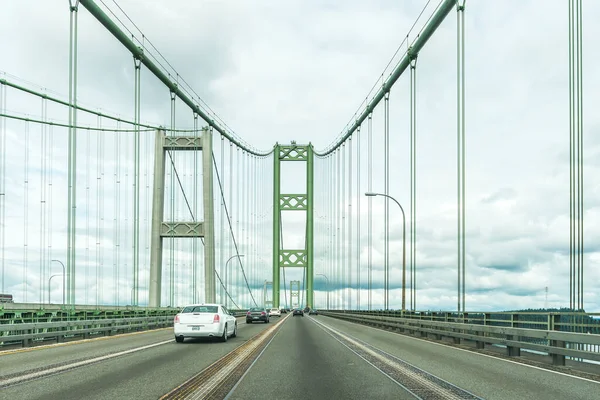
[
  {"x1": 0, "y1": 304, "x2": 250, "y2": 348},
  {"x1": 0, "y1": 316, "x2": 175, "y2": 348},
  {"x1": 322, "y1": 310, "x2": 600, "y2": 367}
]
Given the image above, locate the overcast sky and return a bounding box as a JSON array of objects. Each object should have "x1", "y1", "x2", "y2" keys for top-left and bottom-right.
[{"x1": 1, "y1": 0, "x2": 599, "y2": 312}]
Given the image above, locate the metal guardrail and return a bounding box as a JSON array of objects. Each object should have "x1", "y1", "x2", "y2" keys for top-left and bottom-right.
[
  {"x1": 0, "y1": 308, "x2": 250, "y2": 348},
  {"x1": 0, "y1": 316, "x2": 175, "y2": 348},
  {"x1": 323, "y1": 311, "x2": 600, "y2": 366}
]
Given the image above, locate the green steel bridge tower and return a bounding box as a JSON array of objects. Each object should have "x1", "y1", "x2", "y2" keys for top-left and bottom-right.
[{"x1": 272, "y1": 144, "x2": 314, "y2": 309}]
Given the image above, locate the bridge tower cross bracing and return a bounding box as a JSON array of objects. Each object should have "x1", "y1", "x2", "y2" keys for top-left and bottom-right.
[
  {"x1": 272, "y1": 144, "x2": 314, "y2": 309},
  {"x1": 149, "y1": 128, "x2": 215, "y2": 307}
]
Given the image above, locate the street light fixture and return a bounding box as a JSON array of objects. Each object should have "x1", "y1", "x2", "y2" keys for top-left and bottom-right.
[
  {"x1": 364, "y1": 192, "x2": 406, "y2": 312},
  {"x1": 224, "y1": 255, "x2": 244, "y2": 307},
  {"x1": 316, "y1": 273, "x2": 329, "y2": 310},
  {"x1": 51, "y1": 260, "x2": 66, "y2": 307}
]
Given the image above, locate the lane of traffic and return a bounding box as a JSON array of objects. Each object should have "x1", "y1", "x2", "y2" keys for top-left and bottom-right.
[
  {"x1": 227, "y1": 312, "x2": 416, "y2": 399},
  {"x1": 317, "y1": 315, "x2": 600, "y2": 400},
  {"x1": 0, "y1": 320, "x2": 272, "y2": 400},
  {"x1": 0, "y1": 328, "x2": 174, "y2": 377}
]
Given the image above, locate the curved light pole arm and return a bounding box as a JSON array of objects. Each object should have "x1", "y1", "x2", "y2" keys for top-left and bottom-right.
[
  {"x1": 365, "y1": 192, "x2": 406, "y2": 311},
  {"x1": 52, "y1": 260, "x2": 66, "y2": 306}
]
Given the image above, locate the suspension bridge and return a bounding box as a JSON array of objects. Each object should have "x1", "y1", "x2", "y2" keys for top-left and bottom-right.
[{"x1": 0, "y1": 1, "x2": 599, "y2": 398}]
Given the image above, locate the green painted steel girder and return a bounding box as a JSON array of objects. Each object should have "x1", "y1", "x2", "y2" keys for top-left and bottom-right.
[
  {"x1": 280, "y1": 250, "x2": 307, "y2": 268},
  {"x1": 280, "y1": 195, "x2": 308, "y2": 210},
  {"x1": 279, "y1": 145, "x2": 308, "y2": 161}
]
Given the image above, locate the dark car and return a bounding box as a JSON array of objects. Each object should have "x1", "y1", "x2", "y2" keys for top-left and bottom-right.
[
  {"x1": 309, "y1": 309, "x2": 319, "y2": 315},
  {"x1": 280, "y1": 308, "x2": 287, "y2": 314},
  {"x1": 246, "y1": 307, "x2": 270, "y2": 324},
  {"x1": 292, "y1": 308, "x2": 304, "y2": 317}
]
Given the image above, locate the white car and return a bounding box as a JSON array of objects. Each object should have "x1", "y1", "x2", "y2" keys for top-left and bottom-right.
[
  {"x1": 269, "y1": 308, "x2": 281, "y2": 317},
  {"x1": 174, "y1": 303, "x2": 237, "y2": 343}
]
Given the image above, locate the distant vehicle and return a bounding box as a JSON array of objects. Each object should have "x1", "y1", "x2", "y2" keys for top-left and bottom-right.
[
  {"x1": 303, "y1": 306, "x2": 310, "y2": 313},
  {"x1": 269, "y1": 308, "x2": 281, "y2": 317},
  {"x1": 0, "y1": 294, "x2": 13, "y2": 303},
  {"x1": 173, "y1": 303, "x2": 237, "y2": 343},
  {"x1": 280, "y1": 308, "x2": 287, "y2": 314},
  {"x1": 293, "y1": 308, "x2": 304, "y2": 317},
  {"x1": 309, "y1": 309, "x2": 319, "y2": 315},
  {"x1": 246, "y1": 307, "x2": 270, "y2": 324}
]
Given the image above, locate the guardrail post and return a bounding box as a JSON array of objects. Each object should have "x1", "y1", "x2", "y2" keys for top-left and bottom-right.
[
  {"x1": 507, "y1": 313, "x2": 521, "y2": 357},
  {"x1": 452, "y1": 313, "x2": 461, "y2": 344},
  {"x1": 433, "y1": 313, "x2": 443, "y2": 340},
  {"x1": 476, "y1": 313, "x2": 489, "y2": 349},
  {"x1": 549, "y1": 313, "x2": 566, "y2": 366},
  {"x1": 23, "y1": 328, "x2": 31, "y2": 347},
  {"x1": 420, "y1": 313, "x2": 427, "y2": 338}
]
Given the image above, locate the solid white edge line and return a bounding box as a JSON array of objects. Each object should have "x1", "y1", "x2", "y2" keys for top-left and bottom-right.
[
  {"x1": 307, "y1": 316, "x2": 424, "y2": 400},
  {"x1": 309, "y1": 317, "x2": 483, "y2": 400},
  {"x1": 0, "y1": 339, "x2": 173, "y2": 388},
  {"x1": 0, "y1": 327, "x2": 172, "y2": 356},
  {"x1": 321, "y1": 315, "x2": 600, "y2": 385}
]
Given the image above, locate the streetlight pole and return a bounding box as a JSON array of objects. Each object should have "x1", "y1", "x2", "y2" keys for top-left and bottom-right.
[
  {"x1": 365, "y1": 192, "x2": 406, "y2": 312},
  {"x1": 316, "y1": 273, "x2": 329, "y2": 310},
  {"x1": 51, "y1": 260, "x2": 66, "y2": 307},
  {"x1": 224, "y1": 255, "x2": 244, "y2": 307}
]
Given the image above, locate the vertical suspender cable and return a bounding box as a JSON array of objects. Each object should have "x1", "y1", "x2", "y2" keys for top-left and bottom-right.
[
  {"x1": 236, "y1": 147, "x2": 240, "y2": 304},
  {"x1": 336, "y1": 149, "x2": 341, "y2": 309},
  {"x1": 384, "y1": 91, "x2": 390, "y2": 310},
  {"x1": 348, "y1": 137, "x2": 352, "y2": 309},
  {"x1": 40, "y1": 97, "x2": 47, "y2": 303},
  {"x1": 67, "y1": 0, "x2": 79, "y2": 307},
  {"x1": 229, "y1": 142, "x2": 233, "y2": 303},
  {"x1": 341, "y1": 143, "x2": 346, "y2": 309},
  {"x1": 577, "y1": 0, "x2": 583, "y2": 315},
  {"x1": 456, "y1": 1, "x2": 466, "y2": 314},
  {"x1": 114, "y1": 123, "x2": 120, "y2": 305},
  {"x1": 0, "y1": 82, "x2": 5, "y2": 294},
  {"x1": 568, "y1": 0, "x2": 584, "y2": 315},
  {"x1": 192, "y1": 113, "x2": 199, "y2": 303},
  {"x1": 568, "y1": 0, "x2": 574, "y2": 313},
  {"x1": 169, "y1": 91, "x2": 176, "y2": 306},
  {"x1": 96, "y1": 115, "x2": 102, "y2": 306},
  {"x1": 356, "y1": 126, "x2": 361, "y2": 310},
  {"x1": 85, "y1": 97, "x2": 90, "y2": 304},
  {"x1": 410, "y1": 58, "x2": 418, "y2": 311},
  {"x1": 24, "y1": 121, "x2": 29, "y2": 302},
  {"x1": 133, "y1": 56, "x2": 141, "y2": 306},
  {"x1": 219, "y1": 135, "x2": 225, "y2": 306},
  {"x1": 367, "y1": 113, "x2": 373, "y2": 310},
  {"x1": 245, "y1": 153, "x2": 250, "y2": 304}
]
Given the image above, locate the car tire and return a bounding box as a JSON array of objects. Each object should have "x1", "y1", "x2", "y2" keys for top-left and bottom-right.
[
  {"x1": 221, "y1": 324, "x2": 228, "y2": 342},
  {"x1": 175, "y1": 336, "x2": 184, "y2": 343},
  {"x1": 232, "y1": 323, "x2": 237, "y2": 338},
  {"x1": 246, "y1": 319, "x2": 252, "y2": 324}
]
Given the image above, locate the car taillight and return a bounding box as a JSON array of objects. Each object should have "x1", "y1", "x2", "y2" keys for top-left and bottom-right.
[
  {"x1": 261, "y1": 311, "x2": 266, "y2": 315},
  {"x1": 247, "y1": 311, "x2": 251, "y2": 315},
  {"x1": 213, "y1": 314, "x2": 220, "y2": 324},
  {"x1": 174, "y1": 314, "x2": 180, "y2": 324}
]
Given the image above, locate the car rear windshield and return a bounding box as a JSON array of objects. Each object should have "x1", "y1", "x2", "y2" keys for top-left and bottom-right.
[
  {"x1": 181, "y1": 305, "x2": 218, "y2": 313},
  {"x1": 248, "y1": 307, "x2": 264, "y2": 311}
]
